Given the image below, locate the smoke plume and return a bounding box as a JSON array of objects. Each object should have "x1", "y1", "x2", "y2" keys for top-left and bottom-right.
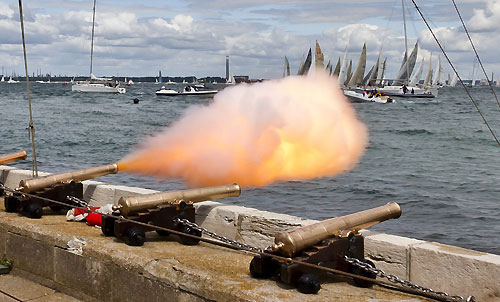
[{"x1": 118, "y1": 71, "x2": 368, "y2": 187}]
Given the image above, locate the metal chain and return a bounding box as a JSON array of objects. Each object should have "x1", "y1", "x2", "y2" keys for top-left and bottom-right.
[
  {"x1": 66, "y1": 196, "x2": 89, "y2": 207},
  {"x1": 344, "y1": 256, "x2": 475, "y2": 302},
  {"x1": 174, "y1": 218, "x2": 263, "y2": 253}
]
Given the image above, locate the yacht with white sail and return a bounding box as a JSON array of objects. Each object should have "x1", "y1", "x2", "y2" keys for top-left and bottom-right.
[
  {"x1": 71, "y1": 0, "x2": 125, "y2": 94},
  {"x1": 7, "y1": 77, "x2": 20, "y2": 83}
]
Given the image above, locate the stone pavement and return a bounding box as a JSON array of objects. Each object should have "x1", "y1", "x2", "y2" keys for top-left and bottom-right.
[{"x1": 0, "y1": 274, "x2": 81, "y2": 302}]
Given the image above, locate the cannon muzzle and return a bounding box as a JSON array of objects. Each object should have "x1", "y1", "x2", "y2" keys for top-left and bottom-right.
[
  {"x1": 272, "y1": 202, "x2": 402, "y2": 257},
  {"x1": 17, "y1": 163, "x2": 118, "y2": 193},
  {"x1": 0, "y1": 150, "x2": 27, "y2": 165},
  {"x1": 113, "y1": 183, "x2": 241, "y2": 216}
]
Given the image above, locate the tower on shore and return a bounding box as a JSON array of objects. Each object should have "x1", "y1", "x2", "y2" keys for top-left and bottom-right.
[{"x1": 225, "y1": 56, "x2": 229, "y2": 82}]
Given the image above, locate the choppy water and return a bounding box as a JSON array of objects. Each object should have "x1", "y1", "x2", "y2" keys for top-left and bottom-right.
[{"x1": 1, "y1": 82, "x2": 499, "y2": 254}]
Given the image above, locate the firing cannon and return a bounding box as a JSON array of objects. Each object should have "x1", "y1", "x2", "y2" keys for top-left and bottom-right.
[
  {"x1": 101, "y1": 183, "x2": 241, "y2": 246},
  {"x1": 0, "y1": 150, "x2": 28, "y2": 196},
  {"x1": 4, "y1": 163, "x2": 118, "y2": 218},
  {"x1": 249, "y1": 202, "x2": 401, "y2": 294}
]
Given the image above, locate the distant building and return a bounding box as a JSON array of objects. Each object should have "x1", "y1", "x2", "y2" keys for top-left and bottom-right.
[{"x1": 234, "y1": 75, "x2": 249, "y2": 83}]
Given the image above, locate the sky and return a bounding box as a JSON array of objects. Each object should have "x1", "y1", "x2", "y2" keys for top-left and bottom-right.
[{"x1": 0, "y1": 0, "x2": 499, "y2": 80}]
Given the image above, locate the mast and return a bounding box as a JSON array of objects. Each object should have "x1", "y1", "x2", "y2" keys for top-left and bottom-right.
[
  {"x1": 402, "y1": 0, "x2": 409, "y2": 84},
  {"x1": 89, "y1": 0, "x2": 96, "y2": 78}
]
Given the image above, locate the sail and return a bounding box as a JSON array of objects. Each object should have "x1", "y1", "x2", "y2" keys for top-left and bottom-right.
[
  {"x1": 362, "y1": 66, "x2": 374, "y2": 87},
  {"x1": 159, "y1": 70, "x2": 162, "y2": 82},
  {"x1": 393, "y1": 41, "x2": 418, "y2": 85},
  {"x1": 376, "y1": 58, "x2": 386, "y2": 86},
  {"x1": 325, "y1": 60, "x2": 332, "y2": 75},
  {"x1": 366, "y1": 51, "x2": 381, "y2": 87},
  {"x1": 283, "y1": 56, "x2": 290, "y2": 77},
  {"x1": 423, "y1": 55, "x2": 432, "y2": 87},
  {"x1": 315, "y1": 40, "x2": 324, "y2": 71},
  {"x1": 409, "y1": 58, "x2": 424, "y2": 86},
  {"x1": 332, "y1": 58, "x2": 341, "y2": 77},
  {"x1": 432, "y1": 56, "x2": 445, "y2": 86},
  {"x1": 344, "y1": 60, "x2": 353, "y2": 86},
  {"x1": 347, "y1": 42, "x2": 366, "y2": 88},
  {"x1": 338, "y1": 48, "x2": 349, "y2": 85},
  {"x1": 449, "y1": 73, "x2": 458, "y2": 87},
  {"x1": 297, "y1": 48, "x2": 312, "y2": 76}
]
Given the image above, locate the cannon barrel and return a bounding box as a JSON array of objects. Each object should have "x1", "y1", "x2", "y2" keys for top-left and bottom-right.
[
  {"x1": 17, "y1": 163, "x2": 118, "y2": 193},
  {"x1": 272, "y1": 202, "x2": 402, "y2": 257},
  {"x1": 113, "y1": 183, "x2": 241, "y2": 216},
  {"x1": 0, "y1": 150, "x2": 27, "y2": 165}
]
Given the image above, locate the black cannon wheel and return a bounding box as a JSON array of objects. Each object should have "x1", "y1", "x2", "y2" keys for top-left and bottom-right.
[
  {"x1": 124, "y1": 227, "x2": 146, "y2": 246},
  {"x1": 26, "y1": 203, "x2": 43, "y2": 219},
  {"x1": 296, "y1": 273, "x2": 321, "y2": 294}
]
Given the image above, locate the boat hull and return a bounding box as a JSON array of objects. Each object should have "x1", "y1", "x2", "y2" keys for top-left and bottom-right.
[
  {"x1": 155, "y1": 89, "x2": 218, "y2": 96},
  {"x1": 343, "y1": 90, "x2": 394, "y2": 103},
  {"x1": 72, "y1": 83, "x2": 126, "y2": 94},
  {"x1": 377, "y1": 86, "x2": 437, "y2": 98}
]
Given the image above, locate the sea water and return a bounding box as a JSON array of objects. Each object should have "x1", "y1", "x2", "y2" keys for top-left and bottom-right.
[{"x1": 1, "y1": 82, "x2": 499, "y2": 254}]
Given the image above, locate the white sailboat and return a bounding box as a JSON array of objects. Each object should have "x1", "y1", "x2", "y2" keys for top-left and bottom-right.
[
  {"x1": 7, "y1": 77, "x2": 20, "y2": 83},
  {"x1": 72, "y1": 0, "x2": 125, "y2": 94},
  {"x1": 377, "y1": 0, "x2": 437, "y2": 98},
  {"x1": 0, "y1": 76, "x2": 5, "y2": 82}
]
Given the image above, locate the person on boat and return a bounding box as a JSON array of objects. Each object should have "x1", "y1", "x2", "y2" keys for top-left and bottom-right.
[
  {"x1": 184, "y1": 85, "x2": 191, "y2": 92},
  {"x1": 411, "y1": 88, "x2": 414, "y2": 94},
  {"x1": 402, "y1": 84, "x2": 408, "y2": 94}
]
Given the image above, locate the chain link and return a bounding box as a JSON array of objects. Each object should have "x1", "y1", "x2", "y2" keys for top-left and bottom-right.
[
  {"x1": 66, "y1": 196, "x2": 89, "y2": 207},
  {"x1": 174, "y1": 218, "x2": 263, "y2": 253},
  {"x1": 344, "y1": 256, "x2": 475, "y2": 302}
]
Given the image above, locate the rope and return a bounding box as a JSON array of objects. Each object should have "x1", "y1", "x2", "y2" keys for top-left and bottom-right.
[
  {"x1": 450, "y1": 0, "x2": 500, "y2": 110},
  {"x1": 0, "y1": 184, "x2": 465, "y2": 302},
  {"x1": 17, "y1": 0, "x2": 38, "y2": 177},
  {"x1": 409, "y1": 0, "x2": 500, "y2": 148}
]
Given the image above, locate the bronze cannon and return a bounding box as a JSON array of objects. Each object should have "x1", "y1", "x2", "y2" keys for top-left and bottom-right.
[
  {"x1": 5, "y1": 163, "x2": 118, "y2": 218},
  {"x1": 250, "y1": 202, "x2": 402, "y2": 294},
  {"x1": 0, "y1": 150, "x2": 27, "y2": 165},
  {"x1": 102, "y1": 183, "x2": 241, "y2": 246}
]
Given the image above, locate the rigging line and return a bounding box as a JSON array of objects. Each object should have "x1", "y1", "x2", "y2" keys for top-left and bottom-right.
[
  {"x1": 410, "y1": 0, "x2": 500, "y2": 148},
  {"x1": 450, "y1": 0, "x2": 500, "y2": 110},
  {"x1": 18, "y1": 0, "x2": 38, "y2": 177},
  {"x1": 0, "y1": 185, "x2": 462, "y2": 302}
]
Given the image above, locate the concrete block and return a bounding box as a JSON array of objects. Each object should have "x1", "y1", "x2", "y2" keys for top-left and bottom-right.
[
  {"x1": 112, "y1": 185, "x2": 158, "y2": 203},
  {"x1": 84, "y1": 184, "x2": 116, "y2": 205},
  {"x1": 6, "y1": 232, "x2": 54, "y2": 280},
  {"x1": 362, "y1": 231, "x2": 424, "y2": 279},
  {"x1": 195, "y1": 201, "x2": 315, "y2": 249},
  {"x1": 0, "y1": 166, "x2": 16, "y2": 184},
  {"x1": 410, "y1": 242, "x2": 500, "y2": 302},
  {"x1": 0, "y1": 168, "x2": 48, "y2": 191},
  {"x1": 54, "y1": 247, "x2": 112, "y2": 301},
  {"x1": 111, "y1": 263, "x2": 182, "y2": 302}
]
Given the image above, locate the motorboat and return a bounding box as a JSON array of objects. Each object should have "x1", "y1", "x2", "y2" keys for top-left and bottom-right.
[
  {"x1": 72, "y1": 82, "x2": 126, "y2": 94},
  {"x1": 156, "y1": 85, "x2": 218, "y2": 96},
  {"x1": 343, "y1": 90, "x2": 394, "y2": 103}
]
